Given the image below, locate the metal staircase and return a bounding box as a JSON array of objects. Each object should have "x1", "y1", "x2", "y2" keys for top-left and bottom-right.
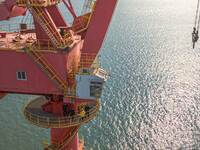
[
  {"x1": 44, "y1": 126, "x2": 80, "y2": 150},
  {"x1": 81, "y1": 0, "x2": 96, "y2": 15},
  {"x1": 24, "y1": 46, "x2": 68, "y2": 95},
  {"x1": 28, "y1": 5, "x2": 63, "y2": 47},
  {"x1": 72, "y1": 0, "x2": 97, "y2": 34}
]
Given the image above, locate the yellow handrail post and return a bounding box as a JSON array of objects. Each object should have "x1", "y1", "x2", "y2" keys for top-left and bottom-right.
[
  {"x1": 37, "y1": 116, "x2": 39, "y2": 125},
  {"x1": 38, "y1": 40, "x2": 40, "y2": 51},
  {"x1": 48, "y1": 40, "x2": 50, "y2": 51},
  {"x1": 47, "y1": 117, "x2": 49, "y2": 127},
  {"x1": 59, "y1": 118, "x2": 61, "y2": 127}
]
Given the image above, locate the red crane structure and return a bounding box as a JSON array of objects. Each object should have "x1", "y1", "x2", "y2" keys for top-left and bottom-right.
[{"x1": 0, "y1": 0, "x2": 117, "y2": 149}]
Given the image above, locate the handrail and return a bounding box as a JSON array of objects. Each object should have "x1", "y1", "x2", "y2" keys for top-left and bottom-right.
[
  {"x1": 23, "y1": 97, "x2": 100, "y2": 128},
  {"x1": 0, "y1": 23, "x2": 34, "y2": 33},
  {"x1": 28, "y1": 3, "x2": 63, "y2": 46},
  {"x1": 27, "y1": 3, "x2": 74, "y2": 49},
  {"x1": 72, "y1": 0, "x2": 97, "y2": 34},
  {"x1": 67, "y1": 53, "x2": 101, "y2": 76},
  {"x1": 81, "y1": 0, "x2": 96, "y2": 15},
  {"x1": 56, "y1": 126, "x2": 80, "y2": 149},
  {"x1": 44, "y1": 126, "x2": 80, "y2": 149},
  {"x1": 25, "y1": 45, "x2": 68, "y2": 94},
  {"x1": 17, "y1": 0, "x2": 62, "y2": 7},
  {"x1": 0, "y1": 37, "x2": 57, "y2": 52},
  {"x1": 49, "y1": 103, "x2": 85, "y2": 141}
]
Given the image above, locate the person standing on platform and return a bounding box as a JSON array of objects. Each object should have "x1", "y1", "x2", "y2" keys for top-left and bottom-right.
[
  {"x1": 63, "y1": 103, "x2": 68, "y2": 116},
  {"x1": 85, "y1": 104, "x2": 90, "y2": 117},
  {"x1": 70, "y1": 107, "x2": 75, "y2": 120},
  {"x1": 79, "y1": 108, "x2": 85, "y2": 121}
]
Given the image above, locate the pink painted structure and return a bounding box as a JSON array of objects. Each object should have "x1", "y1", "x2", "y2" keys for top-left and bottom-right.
[{"x1": 0, "y1": 0, "x2": 117, "y2": 149}]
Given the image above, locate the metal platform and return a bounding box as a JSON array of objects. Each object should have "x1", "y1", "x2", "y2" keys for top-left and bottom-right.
[{"x1": 23, "y1": 96, "x2": 100, "y2": 128}]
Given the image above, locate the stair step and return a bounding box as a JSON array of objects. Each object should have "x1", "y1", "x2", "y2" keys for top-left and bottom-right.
[{"x1": 24, "y1": 47, "x2": 68, "y2": 94}]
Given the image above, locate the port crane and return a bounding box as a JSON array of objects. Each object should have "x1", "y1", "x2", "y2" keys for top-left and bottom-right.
[{"x1": 0, "y1": 0, "x2": 117, "y2": 149}]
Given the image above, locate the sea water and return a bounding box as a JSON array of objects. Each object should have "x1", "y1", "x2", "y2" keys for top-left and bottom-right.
[{"x1": 0, "y1": 0, "x2": 199, "y2": 149}]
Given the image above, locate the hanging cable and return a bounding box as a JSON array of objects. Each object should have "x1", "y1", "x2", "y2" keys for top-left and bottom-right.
[
  {"x1": 194, "y1": 0, "x2": 200, "y2": 27},
  {"x1": 192, "y1": 0, "x2": 200, "y2": 48}
]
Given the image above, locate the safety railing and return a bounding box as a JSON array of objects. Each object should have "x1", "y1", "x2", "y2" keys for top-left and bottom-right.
[
  {"x1": 78, "y1": 53, "x2": 101, "y2": 75},
  {"x1": 23, "y1": 97, "x2": 100, "y2": 128},
  {"x1": 0, "y1": 38, "x2": 22, "y2": 50},
  {"x1": 81, "y1": 0, "x2": 96, "y2": 15},
  {"x1": 28, "y1": 4, "x2": 63, "y2": 46},
  {"x1": 17, "y1": 0, "x2": 62, "y2": 7},
  {"x1": 25, "y1": 46, "x2": 68, "y2": 94},
  {"x1": 0, "y1": 37, "x2": 57, "y2": 53},
  {"x1": 43, "y1": 126, "x2": 80, "y2": 149},
  {"x1": 71, "y1": 0, "x2": 97, "y2": 34},
  {"x1": 72, "y1": 15, "x2": 88, "y2": 33},
  {"x1": 27, "y1": 3, "x2": 74, "y2": 49},
  {"x1": 0, "y1": 23, "x2": 34, "y2": 33},
  {"x1": 66, "y1": 53, "x2": 101, "y2": 96},
  {"x1": 80, "y1": 53, "x2": 101, "y2": 68},
  {"x1": 67, "y1": 53, "x2": 101, "y2": 76},
  {"x1": 31, "y1": 39, "x2": 57, "y2": 52},
  {"x1": 54, "y1": 126, "x2": 80, "y2": 148}
]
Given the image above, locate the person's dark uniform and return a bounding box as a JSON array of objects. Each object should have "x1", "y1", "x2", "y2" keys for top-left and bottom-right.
[
  {"x1": 85, "y1": 105, "x2": 90, "y2": 117},
  {"x1": 70, "y1": 108, "x2": 75, "y2": 120},
  {"x1": 192, "y1": 27, "x2": 199, "y2": 48},
  {"x1": 63, "y1": 103, "x2": 67, "y2": 116}
]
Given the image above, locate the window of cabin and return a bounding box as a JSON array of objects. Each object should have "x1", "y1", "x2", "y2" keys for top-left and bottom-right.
[
  {"x1": 17, "y1": 71, "x2": 27, "y2": 80},
  {"x1": 90, "y1": 81, "x2": 103, "y2": 98}
]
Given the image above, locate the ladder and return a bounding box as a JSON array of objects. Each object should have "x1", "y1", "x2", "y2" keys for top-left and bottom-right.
[
  {"x1": 28, "y1": 5, "x2": 63, "y2": 47},
  {"x1": 24, "y1": 46, "x2": 68, "y2": 95},
  {"x1": 81, "y1": 0, "x2": 95, "y2": 15}
]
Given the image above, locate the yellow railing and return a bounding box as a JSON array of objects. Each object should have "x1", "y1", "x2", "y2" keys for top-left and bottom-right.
[
  {"x1": 43, "y1": 126, "x2": 80, "y2": 149},
  {"x1": 67, "y1": 53, "x2": 101, "y2": 96},
  {"x1": 72, "y1": 0, "x2": 97, "y2": 34},
  {"x1": 81, "y1": 0, "x2": 96, "y2": 15},
  {"x1": 80, "y1": 53, "x2": 101, "y2": 69},
  {"x1": 23, "y1": 97, "x2": 100, "y2": 128},
  {"x1": 67, "y1": 53, "x2": 101, "y2": 75},
  {"x1": 54, "y1": 126, "x2": 80, "y2": 148},
  {"x1": 26, "y1": 46, "x2": 68, "y2": 94},
  {"x1": 0, "y1": 37, "x2": 57, "y2": 53},
  {"x1": 28, "y1": 3, "x2": 63, "y2": 46},
  {"x1": 32, "y1": 39, "x2": 57, "y2": 52},
  {"x1": 27, "y1": 3, "x2": 74, "y2": 49},
  {"x1": 17, "y1": 0, "x2": 62, "y2": 7},
  {"x1": 0, "y1": 23, "x2": 34, "y2": 33}
]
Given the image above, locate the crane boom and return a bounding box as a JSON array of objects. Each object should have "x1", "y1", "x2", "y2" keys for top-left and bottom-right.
[{"x1": 0, "y1": 0, "x2": 27, "y2": 21}]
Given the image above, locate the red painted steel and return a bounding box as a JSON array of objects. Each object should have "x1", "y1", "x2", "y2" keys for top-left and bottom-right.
[
  {"x1": 0, "y1": 92, "x2": 7, "y2": 99},
  {"x1": 0, "y1": 0, "x2": 26, "y2": 21},
  {"x1": 0, "y1": 0, "x2": 117, "y2": 149},
  {"x1": 0, "y1": 41, "x2": 82, "y2": 95},
  {"x1": 46, "y1": 5, "x2": 68, "y2": 27},
  {"x1": 29, "y1": 6, "x2": 63, "y2": 47},
  {"x1": 81, "y1": 0, "x2": 117, "y2": 54}
]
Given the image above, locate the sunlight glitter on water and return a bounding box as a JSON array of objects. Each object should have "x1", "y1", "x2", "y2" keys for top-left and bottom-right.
[{"x1": 0, "y1": 0, "x2": 199, "y2": 149}]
